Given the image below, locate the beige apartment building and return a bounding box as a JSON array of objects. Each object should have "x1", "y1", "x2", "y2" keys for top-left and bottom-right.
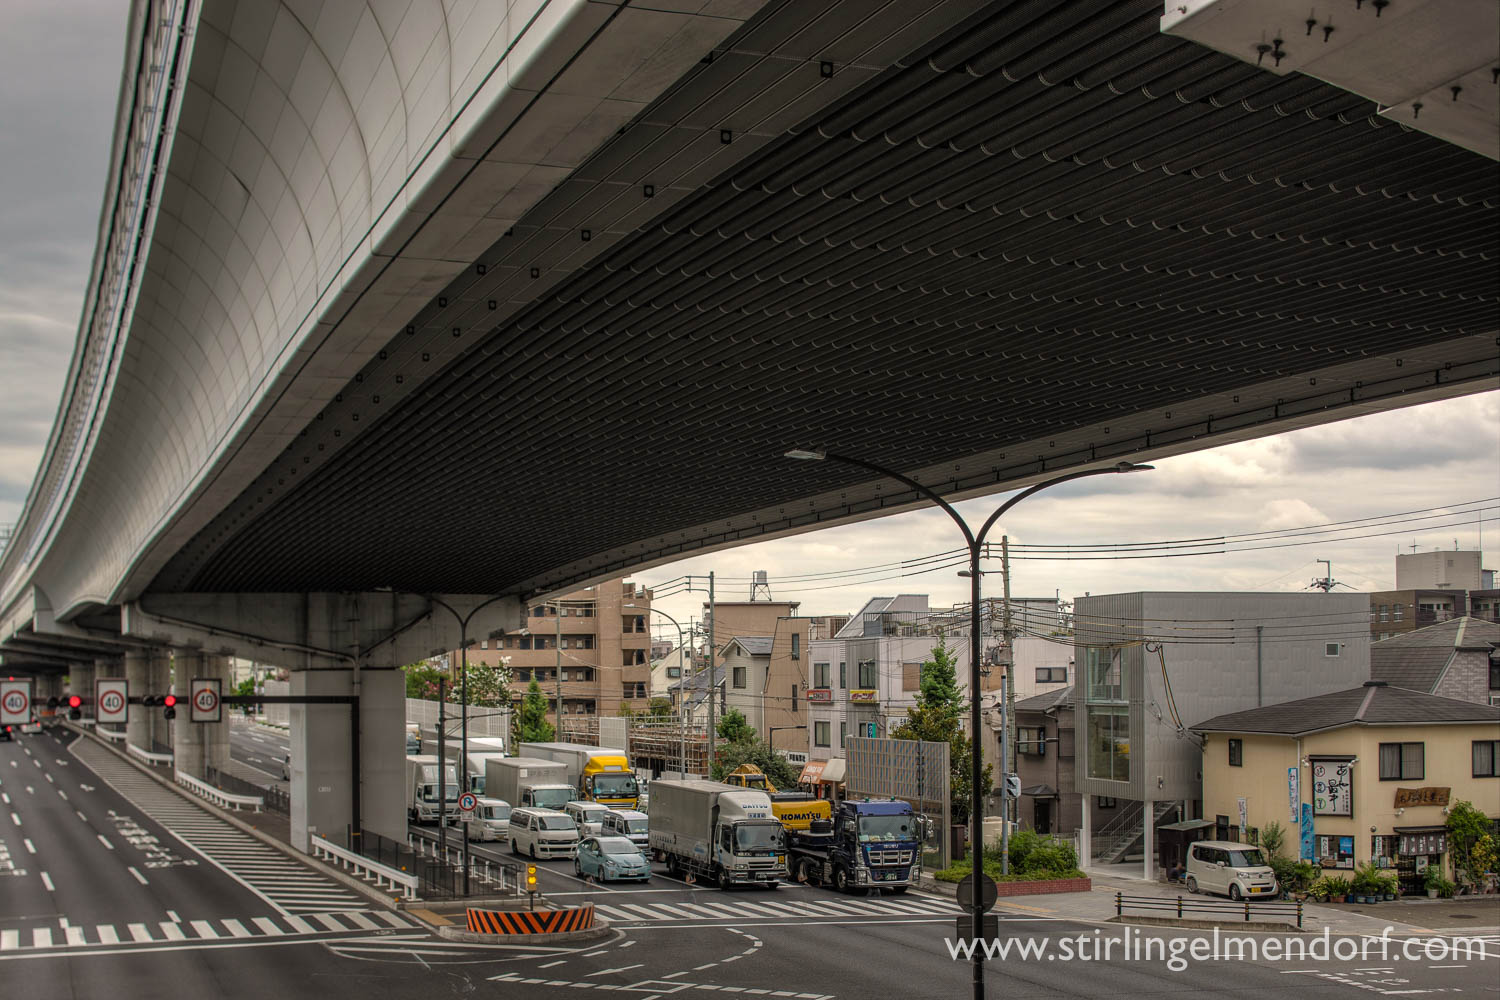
[
  {"x1": 454, "y1": 578, "x2": 652, "y2": 722},
  {"x1": 696, "y1": 598, "x2": 812, "y2": 754}
]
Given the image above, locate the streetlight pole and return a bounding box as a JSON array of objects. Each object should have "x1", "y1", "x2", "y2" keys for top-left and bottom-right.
[
  {"x1": 426, "y1": 595, "x2": 512, "y2": 897},
  {"x1": 785, "y1": 450, "x2": 1151, "y2": 1000}
]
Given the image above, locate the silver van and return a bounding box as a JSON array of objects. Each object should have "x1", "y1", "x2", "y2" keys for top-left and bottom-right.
[
  {"x1": 462, "y1": 797, "x2": 512, "y2": 842},
  {"x1": 508, "y1": 807, "x2": 580, "y2": 859},
  {"x1": 1186, "y1": 840, "x2": 1278, "y2": 900},
  {"x1": 563, "y1": 800, "x2": 609, "y2": 837},
  {"x1": 601, "y1": 809, "x2": 649, "y2": 850}
]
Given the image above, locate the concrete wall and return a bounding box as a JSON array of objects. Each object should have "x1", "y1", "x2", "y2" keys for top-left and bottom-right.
[{"x1": 1397, "y1": 550, "x2": 1484, "y2": 591}]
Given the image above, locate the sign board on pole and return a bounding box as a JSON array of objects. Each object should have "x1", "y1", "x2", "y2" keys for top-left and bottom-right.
[
  {"x1": 957, "y1": 872, "x2": 998, "y2": 913},
  {"x1": 1, "y1": 680, "x2": 32, "y2": 725},
  {"x1": 189, "y1": 678, "x2": 221, "y2": 723},
  {"x1": 458, "y1": 792, "x2": 478, "y2": 813},
  {"x1": 1287, "y1": 766, "x2": 1299, "y2": 825},
  {"x1": 95, "y1": 679, "x2": 128, "y2": 724},
  {"x1": 864, "y1": 722, "x2": 878, "y2": 738}
]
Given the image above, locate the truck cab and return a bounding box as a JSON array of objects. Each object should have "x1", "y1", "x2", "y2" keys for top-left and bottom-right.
[{"x1": 788, "y1": 799, "x2": 924, "y2": 893}]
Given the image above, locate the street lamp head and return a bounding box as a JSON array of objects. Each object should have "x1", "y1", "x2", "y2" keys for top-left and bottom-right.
[
  {"x1": 1114, "y1": 461, "x2": 1154, "y2": 473},
  {"x1": 783, "y1": 448, "x2": 827, "y2": 461}
]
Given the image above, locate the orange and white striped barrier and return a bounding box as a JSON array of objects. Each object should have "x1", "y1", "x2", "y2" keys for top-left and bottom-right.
[{"x1": 465, "y1": 904, "x2": 595, "y2": 934}]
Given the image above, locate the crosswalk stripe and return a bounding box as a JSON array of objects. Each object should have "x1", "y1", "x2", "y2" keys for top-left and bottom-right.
[
  {"x1": 128, "y1": 923, "x2": 153, "y2": 943},
  {"x1": 1, "y1": 929, "x2": 18, "y2": 950},
  {"x1": 159, "y1": 922, "x2": 186, "y2": 941},
  {"x1": 32, "y1": 929, "x2": 52, "y2": 948},
  {"x1": 251, "y1": 917, "x2": 284, "y2": 936},
  {"x1": 343, "y1": 912, "x2": 381, "y2": 931},
  {"x1": 582, "y1": 891, "x2": 957, "y2": 924},
  {"x1": 373, "y1": 911, "x2": 413, "y2": 928},
  {"x1": 65, "y1": 927, "x2": 86, "y2": 947},
  {"x1": 96, "y1": 926, "x2": 119, "y2": 945},
  {"x1": 190, "y1": 920, "x2": 219, "y2": 939},
  {"x1": 221, "y1": 919, "x2": 251, "y2": 938},
  {"x1": 591, "y1": 903, "x2": 634, "y2": 921},
  {"x1": 617, "y1": 903, "x2": 677, "y2": 920},
  {"x1": 282, "y1": 915, "x2": 317, "y2": 933},
  {"x1": 311, "y1": 913, "x2": 347, "y2": 932}
]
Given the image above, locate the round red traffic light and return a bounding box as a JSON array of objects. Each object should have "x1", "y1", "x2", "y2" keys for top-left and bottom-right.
[
  {"x1": 68, "y1": 695, "x2": 82, "y2": 709},
  {"x1": 163, "y1": 694, "x2": 177, "y2": 707}
]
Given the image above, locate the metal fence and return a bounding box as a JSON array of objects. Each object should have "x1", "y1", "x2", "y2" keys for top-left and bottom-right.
[
  {"x1": 1114, "y1": 893, "x2": 1304, "y2": 929},
  {"x1": 204, "y1": 767, "x2": 288, "y2": 813},
  {"x1": 347, "y1": 828, "x2": 519, "y2": 900}
]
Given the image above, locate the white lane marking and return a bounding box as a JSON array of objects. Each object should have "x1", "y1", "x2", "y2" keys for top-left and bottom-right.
[
  {"x1": 40, "y1": 872, "x2": 54, "y2": 891},
  {"x1": 166, "y1": 911, "x2": 180, "y2": 924},
  {"x1": 221, "y1": 919, "x2": 251, "y2": 938},
  {"x1": 159, "y1": 923, "x2": 186, "y2": 941},
  {"x1": 23, "y1": 839, "x2": 35, "y2": 854},
  {"x1": 9, "y1": 812, "x2": 18, "y2": 826},
  {"x1": 128, "y1": 924, "x2": 153, "y2": 943},
  {"x1": 282, "y1": 915, "x2": 316, "y2": 934},
  {"x1": 128, "y1": 867, "x2": 148, "y2": 885},
  {"x1": 57, "y1": 790, "x2": 67, "y2": 801},
  {"x1": 32, "y1": 929, "x2": 52, "y2": 949},
  {"x1": 538, "y1": 960, "x2": 566, "y2": 968},
  {"x1": 251, "y1": 918, "x2": 284, "y2": 936},
  {"x1": 45, "y1": 774, "x2": 53, "y2": 784},
  {"x1": 96, "y1": 926, "x2": 119, "y2": 945},
  {"x1": 0, "y1": 930, "x2": 16, "y2": 951},
  {"x1": 65, "y1": 927, "x2": 85, "y2": 947},
  {"x1": 190, "y1": 921, "x2": 220, "y2": 939},
  {"x1": 75, "y1": 810, "x2": 87, "y2": 821},
  {"x1": 97, "y1": 834, "x2": 114, "y2": 850},
  {"x1": 1, "y1": 793, "x2": 7, "y2": 804},
  {"x1": 587, "y1": 964, "x2": 644, "y2": 977}
]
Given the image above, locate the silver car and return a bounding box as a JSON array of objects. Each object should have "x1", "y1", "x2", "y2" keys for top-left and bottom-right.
[{"x1": 575, "y1": 836, "x2": 651, "y2": 882}]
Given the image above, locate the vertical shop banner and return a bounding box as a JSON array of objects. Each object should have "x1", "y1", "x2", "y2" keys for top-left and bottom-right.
[
  {"x1": 1287, "y1": 767, "x2": 1299, "y2": 824},
  {"x1": 1299, "y1": 803, "x2": 1315, "y2": 862}
]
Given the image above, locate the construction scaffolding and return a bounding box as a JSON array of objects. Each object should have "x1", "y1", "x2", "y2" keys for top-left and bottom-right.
[{"x1": 561, "y1": 716, "x2": 713, "y2": 777}]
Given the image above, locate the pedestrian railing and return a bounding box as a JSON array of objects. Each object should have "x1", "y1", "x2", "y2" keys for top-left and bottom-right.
[
  {"x1": 204, "y1": 766, "x2": 289, "y2": 814},
  {"x1": 1115, "y1": 892, "x2": 1303, "y2": 929},
  {"x1": 311, "y1": 833, "x2": 419, "y2": 900},
  {"x1": 97, "y1": 725, "x2": 126, "y2": 742},
  {"x1": 176, "y1": 769, "x2": 263, "y2": 811},
  {"x1": 128, "y1": 742, "x2": 174, "y2": 766}
]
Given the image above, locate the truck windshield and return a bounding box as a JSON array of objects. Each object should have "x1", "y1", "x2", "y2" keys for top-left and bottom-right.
[
  {"x1": 857, "y1": 815, "x2": 915, "y2": 842},
  {"x1": 593, "y1": 773, "x2": 638, "y2": 797},
  {"x1": 420, "y1": 783, "x2": 458, "y2": 802},
  {"x1": 470, "y1": 776, "x2": 486, "y2": 794},
  {"x1": 734, "y1": 824, "x2": 784, "y2": 853},
  {"x1": 532, "y1": 788, "x2": 572, "y2": 810}
]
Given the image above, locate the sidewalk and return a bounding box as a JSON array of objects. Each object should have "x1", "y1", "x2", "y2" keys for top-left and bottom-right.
[{"x1": 927, "y1": 867, "x2": 1500, "y2": 936}]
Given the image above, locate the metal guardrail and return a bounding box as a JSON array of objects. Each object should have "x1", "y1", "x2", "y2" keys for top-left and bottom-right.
[
  {"x1": 405, "y1": 828, "x2": 522, "y2": 897},
  {"x1": 311, "y1": 833, "x2": 419, "y2": 900},
  {"x1": 203, "y1": 767, "x2": 289, "y2": 814},
  {"x1": 176, "y1": 770, "x2": 263, "y2": 811},
  {"x1": 97, "y1": 725, "x2": 126, "y2": 742},
  {"x1": 128, "y1": 742, "x2": 174, "y2": 766},
  {"x1": 1115, "y1": 892, "x2": 1303, "y2": 929}
]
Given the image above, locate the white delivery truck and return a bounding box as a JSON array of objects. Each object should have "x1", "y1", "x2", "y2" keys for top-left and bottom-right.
[
  {"x1": 647, "y1": 779, "x2": 786, "y2": 888},
  {"x1": 464, "y1": 751, "x2": 508, "y2": 796},
  {"x1": 518, "y1": 742, "x2": 639, "y2": 810},
  {"x1": 406, "y1": 754, "x2": 460, "y2": 824},
  {"x1": 485, "y1": 757, "x2": 574, "y2": 812}
]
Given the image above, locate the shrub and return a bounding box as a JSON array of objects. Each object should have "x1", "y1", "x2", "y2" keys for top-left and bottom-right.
[{"x1": 1004, "y1": 829, "x2": 1044, "y2": 871}]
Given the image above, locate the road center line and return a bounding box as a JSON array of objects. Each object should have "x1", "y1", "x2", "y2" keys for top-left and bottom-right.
[
  {"x1": 128, "y1": 867, "x2": 148, "y2": 885},
  {"x1": 97, "y1": 834, "x2": 114, "y2": 850},
  {"x1": 40, "y1": 871, "x2": 54, "y2": 891}
]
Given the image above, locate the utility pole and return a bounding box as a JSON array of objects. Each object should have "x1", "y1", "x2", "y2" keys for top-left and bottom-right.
[
  {"x1": 707, "y1": 571, "x2": 716, "y2": 763},
  {"x1": 554, "y1": 606, "x2": 563, "y2": 738},
  {"x1": 437, "y1": 678, "x2": 447, "y2": 860},
  {"x1": 1001, "y1": 535, "x2": 1016, "y2": 840}
]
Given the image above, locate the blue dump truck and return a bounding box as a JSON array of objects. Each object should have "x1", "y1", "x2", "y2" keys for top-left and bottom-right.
[{"x1": 786, "y1": 798, "x2": 924, "y2": 893}]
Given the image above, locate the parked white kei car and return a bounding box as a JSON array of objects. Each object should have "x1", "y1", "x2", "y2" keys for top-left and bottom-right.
[{"x1": 1185, "y1": 840, "x2": 1278, "y2": 900}]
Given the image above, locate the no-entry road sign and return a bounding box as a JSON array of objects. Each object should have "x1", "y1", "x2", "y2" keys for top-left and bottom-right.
[
  {"x1": 96, "y1": 679, "x2": 129, "y2": 723},
  {"x1": 190, "y1": 678, "x2": 221, "y2": 723},
  {"x1": 1, "y1": 681, "x2": 31, "y2": 725}
]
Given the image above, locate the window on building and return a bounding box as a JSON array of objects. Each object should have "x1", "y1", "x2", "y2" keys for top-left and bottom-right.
[
  {"x1": 839, "y1": 721, "x2": 846, "y2": 747},
  {"x1": 533, "y1": 606, "x2": 546, "y2": 617},
  {"x1": 1096, "y1": 796, "x2": 1117, "y2": 809},
  {"x1": 1379, "y1": 742, "x2": 1425, "y2": 780},
  {"x1": 733, "y1": 666, "x2": 746, "y2": 689},
  {"x1": 1474, "y1": 740, "x2": 1500, "y2": 778},
  {"x1": 1036, "y1": 667, "x2": 1067, "y2": 683},
  {"x1": 1490, "y1": 661, "x2": 1500, "y2": 691},
  {"x1": 814, "y1": 721, "x2": 830, "y2": 747},
  {"x1": 1379, "y1": 605, "x2": 1388, "y2": 622},
  {"x1": 1228, "y1": 738, "x2": 1243, "y2": 767},
  {"x1": 1085, "y1": 647, "x2": 1123, "y2": 702},
  {"x1": 857, "y1": 659, "x2": 878, "y2": 689},
  {"x1": 583, "y1": 605, "x2": 594, "y2": 617},
  {"x1": 1392, "y1": 604, "x2": 1403, "y2": 621},
  {"x1": 1084, "y1": 647, "x2": 1129, "y2": 782},
  {"x1": 1215, "y1": 815, "x2": 1230, "y2": 840},
  {"x1": 814, "y1": 662, "x2": 830, "y2": 688},
  {"x1": 1019, "y1": 727, "x2": 1046, "y2": 755},
  {"x1": 1325, "y1": 643, "x2": 1341, "y2": 657},
  {"x1": 667, "y1": 667, "x2": 680, "y2": 678},
  {"x1": 839, "y1": 661, "x2": 846, "y2": 688},
  {"x1": 479, "y1": 640, "x2": 487, "y2": 649},
  {"x1": 791, "y1": 685, "x2": 798, "y2": 711},
  {"x1": 791, "y1": 634, "x2": 800, "y2": 659}
]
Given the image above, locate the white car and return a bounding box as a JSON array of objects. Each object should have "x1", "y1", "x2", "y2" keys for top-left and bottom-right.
[{"x1": 20, "y1": 717, "x2": 42, "y2": 735}]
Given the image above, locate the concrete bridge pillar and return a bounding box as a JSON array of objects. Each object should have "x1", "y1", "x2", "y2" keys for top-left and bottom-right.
[
  {"x1": 289, "y1": 667, "x2": 404, "y2": 853},
  {"x1": 172, "y1": 649, "x2": 205, "y2": 778},
  {"x1": 203, "y1": 654, "x2": 233, "y2": 774},
  {"x1": 125, "y1": 648, "x2": 150, "y2": 749},
  {"x1": 148, "y1": 648, "x2": 173, "y2": 751}
]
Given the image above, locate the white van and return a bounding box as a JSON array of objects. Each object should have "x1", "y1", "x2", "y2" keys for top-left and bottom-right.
[
  {"x1": 462, "y1": 797, "x2": 513, "y2": 842},
  {"x1": 564, "y1": 800, "x2": 609, "y2": 837},
  {"x1": 508, "y1": 807, "x2": 580, "y2": 859},
  {"x1": 1186, "y1": 840, "x2": 1278, "y2": 900},
  {"x1": 601, "y1": 809, "x2": 649, "y2": 850}
]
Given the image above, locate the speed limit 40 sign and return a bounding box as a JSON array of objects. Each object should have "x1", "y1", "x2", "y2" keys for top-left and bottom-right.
[
  {"x1": 96, "y1": 679, "x2": 129, "y2": 723},
  {"x1": 1, "y1": 680, "x2": 32, "y2": 725},
  {"x1": 189, "y1": 678, "x2": 221, "y2": 723}
]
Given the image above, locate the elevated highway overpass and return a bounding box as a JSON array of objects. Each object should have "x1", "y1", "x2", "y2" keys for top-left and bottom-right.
[{"x1": 1, "y1": 0, "x2": 1495, "y2": 849}]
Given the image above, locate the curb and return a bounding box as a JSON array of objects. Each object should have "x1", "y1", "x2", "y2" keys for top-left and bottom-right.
[
  {"x1": 1108, "y1": 915, "x2": 1305, "y2": 933},
  {"x1": 435, "y1": 922, "x2": 615, "y2": 946},
  {"x1": 63, "y1": 722, "x2": 405, "y2": 912}
]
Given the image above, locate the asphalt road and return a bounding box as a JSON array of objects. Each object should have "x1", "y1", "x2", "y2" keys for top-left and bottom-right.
[{"x1": 226, "y1": 716, "x2": 289, "y2": 789}]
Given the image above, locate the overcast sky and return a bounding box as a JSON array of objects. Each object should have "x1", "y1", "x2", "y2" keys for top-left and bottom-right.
[{"x1": 1, "y1": 5, "x2": 1495, "y2": 629}]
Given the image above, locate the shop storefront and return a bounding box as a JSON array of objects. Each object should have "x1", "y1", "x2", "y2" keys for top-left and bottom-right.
[{"x1": 1392, "y1": 827, "x2": 1448, "y2": 895}]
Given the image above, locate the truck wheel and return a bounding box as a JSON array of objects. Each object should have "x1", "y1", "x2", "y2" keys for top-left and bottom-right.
[
  {"x1": 511, "y1": 840, "x2": 521, "y2": 856},
  {"x1": 717, "y1": 867, "x2": 732, "y2": 890},
  {"x1": 832, "y1": 866, "x2": 849, "y2": 893},
  {"x1": 797, "y1": 858, "x2": 818, "y2": 886}
]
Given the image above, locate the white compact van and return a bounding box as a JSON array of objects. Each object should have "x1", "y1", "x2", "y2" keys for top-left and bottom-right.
[
  {"x1": 462, "y1": 798, "x2": 513, "y2": 842},
  {"x1": 601, "y1": 809, "x2": 650, "y2": 849},
  {"x1": 1186, "y1": 840, "x2": 1278, "y2": 900},
  {"x1": 564, "y1": 800, "x2": 609, "y2": 837},
  {"x1": 508, "y1": 807, "x2": 580, "y2": 860}
]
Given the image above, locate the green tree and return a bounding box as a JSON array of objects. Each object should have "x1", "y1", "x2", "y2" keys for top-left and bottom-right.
[
  {"x1": 711, "y1": 737, "x2": 802, "y2": 788},
  {"x1": 917, "y1": 632, "x2": 963, "y2": 719},
  {"x1": 233, "y1": 677, "x2": 256, "y2": 715},
  {"x1": 1446, "y1": 800, "x2": 1493, "y2": 879},
  {"x1": 646, "y1": 697, "x2": 674, "y2": 719},
  {"x1": 717, "y1": 708, "x2": 754, "y2": 744},
  {"x1": 517, "y1": 677, "x2": 555, "y2": 742},
  {"x1": 891, "y1": 702, "x2": 991, "y2": 827},
  {"x1": 403, "y1": 661, "x2": 447, "y2": 700}
]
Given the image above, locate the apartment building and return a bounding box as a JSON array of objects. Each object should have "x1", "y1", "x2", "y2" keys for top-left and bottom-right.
[
  {"x1": 455, "y1": 578, "x2": 652, "y2": 722},
  {"x1": 699, "y1": 597, "x2": 811, "y2": 753},
  {"x1": 1370, "y1": 616, "x2": 1500, "y2": 706},
  {"x1": 1369, "y1": 549, "x2": 1499, "y2": 640}
]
